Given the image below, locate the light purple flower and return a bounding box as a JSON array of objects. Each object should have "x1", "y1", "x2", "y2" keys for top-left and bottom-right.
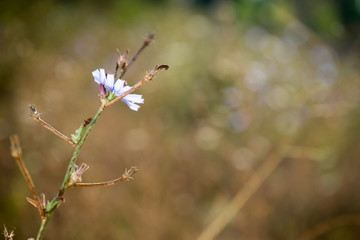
[
  {"x1": 92, "y1": 68, "x2": 144, "y2": 111},
  {"x1": 92, "y1": 69, "x2": 115, "y2": 91},
  {"x1": 92, "y1": 69, "x2": 108, "y2": 96},
  {"x1": 113, "y1": 80, "x2": 144, "y2": 111},
  {"x1": 92, "y1": 69, "x2": 106, "y2": 86}
]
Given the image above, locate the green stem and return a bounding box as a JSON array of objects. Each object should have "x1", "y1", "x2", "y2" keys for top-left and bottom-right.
[
  {"x1": 35, "y1": 105, "x2": 104, "y2": 240},
  {"x1": 58, "y1": 106, "x2": 104, "y2": 195},
  {"x1": 35, "y1": 214, "x2": 52, "y2": 240}
]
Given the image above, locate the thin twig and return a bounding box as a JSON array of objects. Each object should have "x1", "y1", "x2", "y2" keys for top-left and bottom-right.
[
  {"x1": 104, "y1": 65, "x2": 169, "y2": 109},
  {"x1": 29, "y1": 105, "x2": 76, "y2": 147},
  {"x1": 196, "y1": 137, "x2": 295, "y2": 240},
  {"x1": 10, "y1": 135, "x2": 45, "y2": 218},
  {"x1": 119, "y1": 32, "x2": 155, "y2": 79},
  {"x1": 298, "y1": 214, "x2": 360, "y2": 240},
  {"x1": 72, "y1": 166, "x2": 138, "y2": 188}
]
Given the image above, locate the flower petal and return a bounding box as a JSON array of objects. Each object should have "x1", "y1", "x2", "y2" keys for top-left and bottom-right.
[
  {"x1": 114, "y1": 79, "x2": 126, "y2": 94},
  {"x1": 115, "y1": 85, "x2": 131, "y2": 96},
  {"x1": 92, "y1": 69, "x2": 106, "y2": 85},
  {"x1": 92, "y1": 69, "x2": 101, "y2": 84},
  {"x1": 124, "y1": 94, "x2": 144, "y2": 103},
  {"x1": 120, "y1": 85, "x2": 132, "y2": 94},
  {"x1": 99, "y1": 69, "x2": 106, "y2": 81},
  {"x1": 105, "y1": 74, "x2": 115, "y2": 91},
  {"x1": 122, "y1": 99, "x2": 141, "y2": 111}
]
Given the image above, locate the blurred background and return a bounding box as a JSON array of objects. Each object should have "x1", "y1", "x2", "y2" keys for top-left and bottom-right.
[{"x1": 1, "y1": 0, "x2": 360, "y2": 239}]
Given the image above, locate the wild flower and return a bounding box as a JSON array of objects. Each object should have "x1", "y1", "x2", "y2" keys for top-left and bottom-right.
[
  {"x1": 9, "y1": 33, "x2": 168, "y2": 240},
  {"x1": 92, "y1": 69, "x2": 144, "y2": 111}
]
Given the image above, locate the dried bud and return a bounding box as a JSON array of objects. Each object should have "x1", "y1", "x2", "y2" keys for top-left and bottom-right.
[
  {"x1": 69, "y1": 163, "x2": 89, "y2": 185},
  {"x1": 144, "y1": 32, "x2": 155, "y2": 46},
  {"x1": 84, "y1": 118, "x2": 92, "y2": 126},
  {"x1": 118, "y1": 49, "x2": 129, "y2": 70},
  {"x1": 39, "y1": 193, "x2": 47, "y2": 209},
  {"x1": 99, "y1": 84, "x2": 107, "y2": 97},
  {"x1": 29, "y1": 105, "x2": 40, "y2": 119},
  {"x1": 26, "y1": 197, "x2": 38, "y2": 209},
  {"x1": 26, "y1": 193, "x2": 47, "y2": 211},
  {"x1": 122, "y1": 166, "x2": 138, "y2": 181},
  {"x1": 10, "y1": 135, "x2": 22, "y2": 158},
  {"x1": 3, "y1": 225, "x2": 15, "y2": 240}
]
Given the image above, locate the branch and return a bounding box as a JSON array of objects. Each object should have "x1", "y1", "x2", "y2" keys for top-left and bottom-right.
[
  {"x1": 119, "y1": 32, "x2": 155, "y2": 79},
  {"x1": 72, "y1": 166, "x2": 138, "y2": 188},
  {"x1": 29, "y1": 105, "x2": 76, "y2": 147},
  {"x1": 104, "y1": 65, "x2": 169, "y2": 109},
  {"x1": 10, "y1": 135, "x2": 45, "y2": 218}
]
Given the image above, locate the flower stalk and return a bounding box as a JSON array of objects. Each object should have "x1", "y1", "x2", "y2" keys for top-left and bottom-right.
[{"x1": 9, "y1": 33, "x2": 168, "y2": 240}]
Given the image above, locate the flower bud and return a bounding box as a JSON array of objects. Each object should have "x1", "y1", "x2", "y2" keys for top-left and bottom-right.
[{"x1": 99, "y1": 83, "x2": 107, "y2": 97}]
